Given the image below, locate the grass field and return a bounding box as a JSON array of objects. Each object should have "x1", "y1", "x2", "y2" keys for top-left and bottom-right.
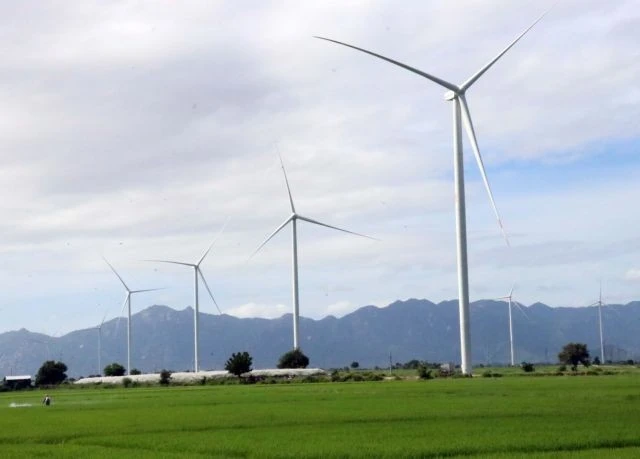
[{"x1": 1, "y1": 375, "x2": 640, "y2": 458}]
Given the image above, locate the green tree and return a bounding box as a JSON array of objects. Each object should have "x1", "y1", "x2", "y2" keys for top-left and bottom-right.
[
  {"x1": 350, "y1": 361, "x2": 359, "y2": 369},
  {"x1": 558, "y1": 343, "x2": 590, "y2": 371},
  {"x1": 35, "y1": 360, "x2": 68, "y2": 386},
  {"x1": 521, "y1": 362, "x2": 535, "y2": 373},
  {"x1": 104, "y1": 362, "x2": 126, "y2": 377},
  {"x1": 159, "y1": 370, "x2": 172, "y2": 386},
  {"x1": 130, "y1": 368, "x2": 141, "y2": 375},
  {"x1": 277, "y1": 349, "x2": 309, "y2": 369},
  {"x1": 225, "y1": 352, "x2": 253, "y2": 377}
]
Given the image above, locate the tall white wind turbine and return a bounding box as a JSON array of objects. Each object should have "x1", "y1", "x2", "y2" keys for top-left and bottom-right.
[
  {"x1": 251, "y1": 156, "x2": 376, "y2": 350},
  {"x1": 316, "y1": 8, "x2": 551, "y2": 374},
  {"x1": 104, "y1": 257, "x2": 161, "y2": 375},
  {"x1": 146, "y1": 225, "x2": 226, "y2": 373}
]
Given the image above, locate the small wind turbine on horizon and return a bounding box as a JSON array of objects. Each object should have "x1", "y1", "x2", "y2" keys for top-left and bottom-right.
[
  {"x1": 316, "y1": 7, "x2": 552, "y2": 374},
  {"x1": 588, "y1": 283, "x2": 605, "y2": 364},
  {"x1": 94, "y1": 308, "x2": 109, "y2": 376},
  {"x1": 495, "y1": 285, "x2": 530, "y2": 366},
  {"x1": 103, "y1": 257, "x2": 162, "y2": 375},
  {"x1": 146, "y1": 222, "x2": 227, "y2": 373},
  {"x1": 250, "y1": 156, "x2": 376, "y2": 350}
]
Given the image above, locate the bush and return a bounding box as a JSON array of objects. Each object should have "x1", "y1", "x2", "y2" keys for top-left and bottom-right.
[
  {"x1": 225, "y1": 352, "x2": 253, "y2": 377},
  {"x1": 417, "y1": 365, "x2": 433, "y2": 380},
  {"x1": 159, "y1": 370, "x2": 172, "y2": 386},
  {"x1": 557, "y1": 364, "x2": 567, "y2": 372},
  {"x1": 521, "y1": 362, "x2": 535, "y2": 373},
  {"x1": 130, "y1": 368, "x2": 141, "y2": 375},
  {"x1": 35, "y1": 360, "x2": 68, "y2": 386},
  {"x1": 122, "y1": 377, "x2": 133, "y2": 388},
  {"x1": 277, "y1": 349, "x2": 310, "y2": 369},
  {"x1": 104, "y1": 363, "x2": 126, "y2": 377}
]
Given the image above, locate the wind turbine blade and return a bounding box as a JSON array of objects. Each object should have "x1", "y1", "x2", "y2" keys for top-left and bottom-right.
[
  {"x1": 248, "y1": 216, "x2": 294, "y2": 260},
  {"x1": 509, "y1": 283, "x2": 515, "y2": 298},
  {"x1": 314, "y1": 36, "x2": 458, "y2": 92},
  {"x1": 513, "y1": 301, "x2": 531, "y2": 321},
  {"x1": 131, "y1": 288, "x2": 164, "y2": 294},
  {"x1": 197, "y1": 217, "x2": 231, "y2": 266},
  {"x1": 145, "y1": 259, "x2": 195, "y2": 268},
  {"x1": 297, "y1": 215, "x2": 378, "y2": 241},
  {"x1": 103, "y1": 257, "x2": 130, "y2": 291},
  {"x1": 460, "y1": 7, "x2": 553, "y2": 91},
  {"x1": 99, "y1": 308, "x2": 109, "y2": 327},
  {"x1": 459, "y1": 94, "x2": 510, "y2": 247},
  {"x1": 114, "y1": 295, "x2": 129, "y2": 337},
  {"x1": 279, "y1": 155, "x2": 296, "y2": 213},
  {"x1": 198, "y1": 268, "x2": 222, "y2": 314}
]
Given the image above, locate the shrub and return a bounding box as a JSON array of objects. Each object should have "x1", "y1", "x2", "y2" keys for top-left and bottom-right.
[
  {"x1": 122, "y1": 377, "x2": 132, "y2": 388},
  {"x1": 159, "y1": 370, "x2": 172, "y2": 386},
  {"x1": 35, "y1": 360, "x2": 68, "y2": 386},
  {"x1": 225, "y1": 352, "x2": 253, "y2": 377},
  {"x1": 417, "y1": 365, "x2": 433, "y2": 380},
  {"x1": 104, "y1": 363, "x2": 126, "y2": 377},
  {"x1": 521, "y1": 362, "x2": 535, "y2": 373},
  {"x1": 277, "y1": 349, "x2": 309, "y2": 369}
]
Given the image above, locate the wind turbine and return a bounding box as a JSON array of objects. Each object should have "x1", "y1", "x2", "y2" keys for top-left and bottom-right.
[
  {"x1": 146, "y1": 225, "x2": 226, "y2": 373},
  {"x1": 495, "y1": 285, "x2": 530, "y2": 366},
  {"x1": 496, "y1": 286, "x2": 516, "y2": 367},
  {"x1": 251, "y1": 156, "x2": 376, "y2": 350},
  {"x1": 94, "y1": 309, "x2": 109, "y2": 375},
  {"x1": 589, "y1": 283, "x2": 605, "y2": 364},
  {"x1": 103, "y1": 257, "x2": 161, "y2": 375},
  {"x1": 316, "y1": 8, "x2": 551, "y2": 374}
]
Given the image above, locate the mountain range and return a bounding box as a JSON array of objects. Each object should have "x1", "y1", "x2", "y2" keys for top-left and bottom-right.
[{"x1": 1, "y1": 298, "x2": 639, "y2": 378}]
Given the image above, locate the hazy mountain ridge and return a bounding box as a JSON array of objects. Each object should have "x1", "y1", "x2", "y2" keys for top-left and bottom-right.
[{"x1": 1, "y1": 299, "x2": 639, "y2": 378}]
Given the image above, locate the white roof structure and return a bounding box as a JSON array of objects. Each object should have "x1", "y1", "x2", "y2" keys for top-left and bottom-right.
[
  {"x1": 74, "y1": 368, "x2": 326, "y2": 385},
  {"x1": 4, "y1": 375, "x2": 32, "y2": 381}
]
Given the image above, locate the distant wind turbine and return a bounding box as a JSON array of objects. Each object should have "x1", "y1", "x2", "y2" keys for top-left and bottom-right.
[
  {"x1": 103, "y1": 257, "x2": 162, "y2": 375},
  {"x1": 250, "y1": 156, "x2": 376, "y2": 350},
  {"x1": 316, "y1": 8, "x2": 551, "y2": 374},
  {"x1": 496, "y1": 285, "x2": 530, "y2": 366},
  {"x1": 146, "y1": 222, "x2": 227, "y2": 373},
  {"x1": 95, "y1": 308, "x2": 109, "y2": 375},
  {"x1": 588, "y1": 283, "x2": 605, "y2": 364}
]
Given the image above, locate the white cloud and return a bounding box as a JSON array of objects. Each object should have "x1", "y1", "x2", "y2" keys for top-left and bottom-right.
[
  {"x1": 224, "y1": 302, "x2": 289, "y2": 319},
  {"x1": 0, "y1": 0, "x2": 639, "y2": 334},
  {"x1": 624, "y1": 269, "x2": 640, "y2": 281}
]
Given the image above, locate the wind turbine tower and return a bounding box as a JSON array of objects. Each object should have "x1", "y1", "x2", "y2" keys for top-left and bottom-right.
[
  {"x1": 496, "y1": 286, "x2": 515, "y2": 366},
  {"x1": 147, "y1": 226, "x2": 225, "y2": 373},
  {"x1": 316, "y1": 8, "x2": 551, "y2": 374},
  {"x1": 104, "y1": 258, "x2": 161, "y2": 375},
  {"x1": 251, "y1": 156, "x2": 375, "y2": 350}
]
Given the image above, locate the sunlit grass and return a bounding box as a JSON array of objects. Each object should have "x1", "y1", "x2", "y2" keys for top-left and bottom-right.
[{"x1": 1, "y1": 376, "x2": 639, "y2": 457}]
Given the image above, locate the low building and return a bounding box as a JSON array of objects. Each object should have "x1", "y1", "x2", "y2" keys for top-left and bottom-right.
[{"x1": 3, "y1": 375, "x2": 33, "y2": 390}]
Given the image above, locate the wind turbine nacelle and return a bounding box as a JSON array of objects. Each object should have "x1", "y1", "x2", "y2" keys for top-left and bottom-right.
[{"x1": 443, "y1": 90, "x2": 457, "y2": 101}]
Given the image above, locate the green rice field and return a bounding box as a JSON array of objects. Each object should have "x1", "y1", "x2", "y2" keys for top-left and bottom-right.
[{"x1": 1, "y1": 375, "x2": 639, "y2": 458}]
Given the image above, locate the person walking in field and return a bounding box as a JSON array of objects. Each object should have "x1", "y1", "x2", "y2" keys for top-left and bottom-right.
[{"x1": 42, "y1": 394, "x2": 51, "y2": 406}]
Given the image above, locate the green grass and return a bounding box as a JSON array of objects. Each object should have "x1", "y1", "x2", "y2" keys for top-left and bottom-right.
[{"x1": 1, "y1": 376, "x2": 640, "y2": 457}]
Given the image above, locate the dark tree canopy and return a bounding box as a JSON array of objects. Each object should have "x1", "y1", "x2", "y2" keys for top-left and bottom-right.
[
  {"x1": 104, "y1": 362, "x2": 126, "y2": 377},
  {"x1": 350, "y1": 361, "x2": 360, "y2": 369},
  {"x1": 558, "y1": 343, "x2": 590, "y2": 370},
  {"x1": 225, "y1": 352, "x2": 253, "y2": 377},
  {"x1": 35, "y1": 360, "x2": 68, "y2": 386},
  {"x1": 277, "y1": 349, "x2": 309, "y2": 369}
]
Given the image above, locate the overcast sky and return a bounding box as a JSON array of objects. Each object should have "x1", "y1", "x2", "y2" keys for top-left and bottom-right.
[{"x1": 1, "y1": 0, "x2": 639, "y2": 336}]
